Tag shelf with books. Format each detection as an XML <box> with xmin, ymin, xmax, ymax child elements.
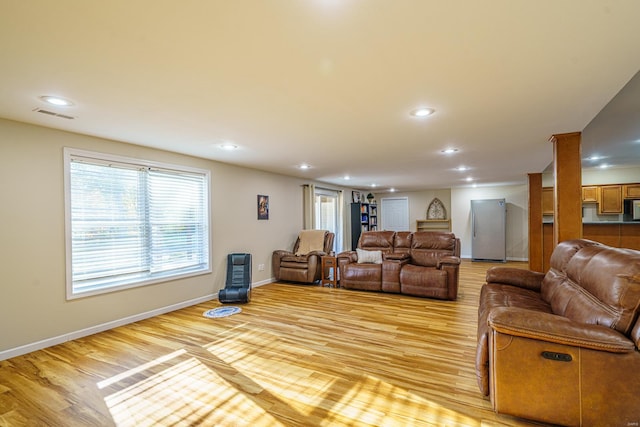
<box><xmin>350</xmin><ymin>202</ymin><xmax>378</xmax><ymax>249</ymax></box>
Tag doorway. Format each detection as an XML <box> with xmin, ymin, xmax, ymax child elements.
<box><xmin>314</xmin><ymin>187</ymin><xmax>341</xmax><ymax>253</ymax></box>
<box><xmin>380</xmin><ymin>197</ymin><xmax>410</xmax><ymax>231</ymax></box>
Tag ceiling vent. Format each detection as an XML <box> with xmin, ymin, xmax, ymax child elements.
<box><xmin>33</xmin><ymin>108</ymin><xmax>75</xmax><ymax>120</ymax></box>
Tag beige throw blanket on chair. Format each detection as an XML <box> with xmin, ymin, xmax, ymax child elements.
<box><xmin>295</xmin><ymin>230</ymin><xmax>326</xmax><ymax>256</ymax></box>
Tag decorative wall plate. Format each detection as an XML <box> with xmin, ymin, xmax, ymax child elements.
<box><xmin>427</xmin><ymin>198</ymin><xmax>447</xmax><ymax>220</ymax></box>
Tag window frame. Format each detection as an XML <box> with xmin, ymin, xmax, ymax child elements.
<box><xmin>63</xmin><ymin>148</ymin><xmax>211</xmax><ymax>300</ymax></box>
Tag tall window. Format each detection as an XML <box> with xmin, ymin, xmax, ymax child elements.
<box><xmin>314</xmin><ymin>188</ymin><xmax>341</xmax><ymax>253</ymax></box>
<box><xmin>64</xmin><ymin>149</ymin><xmax>210</xmax><ymax>299</ymax></box>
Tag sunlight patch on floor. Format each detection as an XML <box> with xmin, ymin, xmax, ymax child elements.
<box><xmin>205</xmin><ymin>325</ymin><xmax>483</xmax><ymax>426</ymax></box>
<box><xmin>102</xmin><ymin>354</ymin><xmax>282</xmax><ymax>427</ymax></box>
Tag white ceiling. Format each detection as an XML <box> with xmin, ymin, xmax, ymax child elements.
<box><xmin>1</xmin><ymin>1</ymin><xmax>639</xmax><ymax>192</ymax></box>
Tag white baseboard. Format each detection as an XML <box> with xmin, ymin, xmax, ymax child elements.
<box><xmin>253</xmin><ymin>277</ymin><xmax>275</xmax><ymax>287</ymax></box>
<box><xmin>460</xmin><ymin>256</ymin><xmax>529</xmax><ymax>262</ymax></box>
<box><xmin>0</xmin><ymin>294</ymin><xmax>216</xmax><ymax>362</ymax></box>
<box><xmin>1</xmin><ymin>278</ymin><xmax>279</xmax><ymax>362</ymax></box>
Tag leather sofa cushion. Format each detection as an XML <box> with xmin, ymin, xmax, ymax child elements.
<box><xmin>542</xmin><ymin>241</ymin><xmax>640</xmax><ymax>335</ymax></box>
<box><xmin>400</xmin><ymin>264</ymin><xmax>447</xmax><ymax>287</ymax></box>
<box><xmin>281</xmin><ymin>254</ymin><xmax>311</xmax><ymax>263</ymax></box>
<box><xmin>341</xmin><ymin>263</ymin><xmax>382</xmax><ymax>291</ymax></box>
<box><xmin>400</xmin><ymin>264</ymin><xmax>448</xmax><ymax>298</ymax></box>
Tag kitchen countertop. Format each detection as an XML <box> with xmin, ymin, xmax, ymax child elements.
<box><xmin>583</xmin><ymin>221</ymin><xmax>640</xmax><ymax>224</ymax></box>
<box><xmin>543</xmin><ymin>221</ymin><xmax>640</xmax><ymax>224</ymax></box>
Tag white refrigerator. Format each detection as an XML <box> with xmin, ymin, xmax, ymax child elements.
<box><xmin>471</xmin><ymin>198</ymin><xmax>506</xmax><ymax>262</ymax></box>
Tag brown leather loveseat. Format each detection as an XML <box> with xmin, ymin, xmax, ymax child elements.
<box><xmin>337</xmin><ymin>230</ymin><xmax>461</xmax><ymax>300</ymax></box>
<box><xmin>476</xmin><ymin>239</ymin><xmax>640</xmax><ymax>426</ymax></box>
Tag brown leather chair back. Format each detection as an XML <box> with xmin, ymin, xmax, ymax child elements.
<box><xmin>292</xmin><ymin>230</ymin><xmax>335</xmax><ymax>254</ymax></box>
<box><xmin>393</xmin><ymin>231</ymin><xmax>412</xmax><ymax>255</ymax></box>
<box><xmin>357</xmin><ymin>231</ymin><xmax>395</xmax><ymax>254</ymax></box>
<box><xmin>410</xmin><ymin>231</ymin><xmax>458</xmax><ymax>267</ymax></box>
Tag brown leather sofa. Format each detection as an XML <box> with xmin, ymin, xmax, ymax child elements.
<box><xmin>476</xmin><ymin>239</ymin><xmax>640</xmax><ymax>426</ymax></box>
<box><xmin>337</xmin><ymin>230</ymin><xmax>461</xmax><ymax>300</ymax></box>
<box><xmin>272</xmin><ymin>230</ymin><xmax>334</xmax><ymax>284</ymax></box>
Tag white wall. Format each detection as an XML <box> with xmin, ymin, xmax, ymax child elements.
<box><xmin>373</xmin><ymin>186</ymin><xmax>528</xmax><ymax>260</ymax></box>
<box><xmin>451</xmin><ymin>184</ymin><xmax>528</xmax><ymax>261</ymax></box>
<box><xmin>543</xmin><ymin>166</ymin><xmax>640</xmax><ymax>187</ymax></box>
<box><xmin>0</xmin><ymin>118</ymin><xmax>334</xmax><ymax>356</ymax></box>
<box><xmin>377</xmin><ymin>189</ymin><xmax>452</xmax><ymax>231</ymax></box>
<box><xmin>582</xmin><ymin>166</ymin><xmax>640</xmax><ymax>185</ymax></box>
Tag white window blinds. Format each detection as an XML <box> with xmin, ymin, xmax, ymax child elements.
<box><xmin>65</xmin><ymin>150</ymin><xmax>210</xmax><ymax>298</ymax></box>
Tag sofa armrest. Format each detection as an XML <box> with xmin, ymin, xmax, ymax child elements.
<box><xmin>305</xmin><ymin>250</ymin><xmax>327</xmax><ymax>258</ymax></box>
<box><xmin>272</xmin><ymin>250</ymin><xmax>294</xmax><ymax>280</ymax></box>
<box><xmin>437</xmin><ymin>255</ymin><xmax>461</xmax><ymax>268</ymax></box>
<box><xmin>384</xmin><ymin>253</ymin><xmax>410</xmax><ymax>261</ymax></box>
<box><xmin>337</xmin><ymin>251</ymin><xmax>357</xmax><ymax>263</ymax></box>
<box><xmin>488</xmin><ymin>307</ymin><xmax>636</xmax><ymax>353</ymax></box>
<box><xmin>485</xmin><ymin>267</ymin><xmax>545</xmax><ymax>292</ymax></box>
<box><xmin>273</xmin><ymin>249</ymin><xmax>293</xmax><ymax>258</ymax></box>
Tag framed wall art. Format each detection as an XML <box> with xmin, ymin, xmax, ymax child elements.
<box><xmin>352</xmin><ymin>191</ymin><xmax>361</xmax><ymax>203</ymax></box>
<box><xmin>257</xmin><ymin>194</ymin><xmax>269</xmax><ymax>220</ymax></box>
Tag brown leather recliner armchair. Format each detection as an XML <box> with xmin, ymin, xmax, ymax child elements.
<box><xmin>272</xmin><ymin>230</ymin><xmax>334</xmax><ymax>284</ymax></box>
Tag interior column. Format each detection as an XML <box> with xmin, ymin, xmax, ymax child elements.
<box><xmin>527</xmin><ymin>173</ymin><xmax>543</xmax><ymax>272</ymax></box>
<box><xmin>550</xmin><ymin>132</ymin><xmax>583</xmax><ymax>246</ymax></box>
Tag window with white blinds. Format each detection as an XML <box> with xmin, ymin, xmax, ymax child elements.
<box><xmin>64</xmin><ymin>148</ymin><xmax>210</xmax><ymax>298</ymax></box>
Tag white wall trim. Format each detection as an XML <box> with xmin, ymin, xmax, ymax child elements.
<box><xmin>0</xmin><ymin>278</ymin><xmax>277</xmax><ymax>361</ymax></box>
<box><xmin>0</xmin><ymin>294</ymin><xmax>215</xmax><ymax>361</ymax></box>
<box><xmin>253</xmin><ymin>277</ymin><xmax>276</xmax><ymax>287</ymax></box>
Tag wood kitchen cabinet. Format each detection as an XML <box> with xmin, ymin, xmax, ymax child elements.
<box><xmin>583</xmin><ymin>224</ymin><xmax>620</xmax><ymax>247</ymax></box>
<box><xmin>542</xmin><ymin>187</ymin><xmax>554</xmax><ymax>215</ymax></box>
<box><xmin>624</xmin><ymin>184</ymin><xmax>640</xmax><ymax>199</ymax></box>
<box><xmin>620</xmin><ymin>224</ymin><xmax>640</xmax><ymax>250</ymax></box>
<box><xmin>598</xmin><ymin>185</ymin><xmax>623</xmax><ymax>214</ymax></box>
<box><xmin>582</xmin><ymin>223</ymin><xmax>640</xmax><ymax>251</ymax></box>
<box><xmin>581</xmin><ymin>186</ymin><xmax>598</xmax><ymax>203</ymax></box>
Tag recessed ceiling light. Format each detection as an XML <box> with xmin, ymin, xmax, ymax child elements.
<box><xmin>455</xmin><ymin>166</ymin><xmax>469</xmax><ymax>171</ymax></box>
<box><xmin>599</xmin><ymin>164</ymin><xmax>609</xmax><ymax>169</ymax></box>
<box><xmin>389</xmin><ymin>188</ymin><xmax>396</xmax><ymax>192</ymax></box>
<box><xmin>441</xmin><ymin>148</ymin><xmax>458</xmax><ymax>154</ymax></box>
<box><xmin>299</xmin><ymin>163</ymin><xmax>311</xmax><ymax>170</ymax></box>
<box><xmin>410</xmin><ymin>108</ymin><xmax>435</xmax><ymax>117</ymax></box>
<box><xmin>219</xmin><ymin>143</ymin><xmax>238</xmax><ymax>150</ymax></box>
<box><xmin>343</xmin><ymin>175</ymin><xmax>351</xmax><ymax>180</ymax></box>
<box><xmin>587</xmin><ymin>155</ymin><xmax>601</xmax><ymax>161</ymax></box>
<box><xmin>39</xmin><ymin>95</ymin><xmax>74</xmax><ymax>107</ymax></box>
<box><xmin>466</xmin><ymin>177</ymin><xmax>474</xmax><ymax>182</ymax></box>
<box><xmin>370</xmin><ymin>183</ymin><xmax>377</xmax><ymax>187</ymax></box>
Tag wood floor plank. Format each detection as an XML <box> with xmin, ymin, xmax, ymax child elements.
<box><xmin>0</xmin><ymin>260</ymin><xmax>549</xmax><ymax>426</ymax></box>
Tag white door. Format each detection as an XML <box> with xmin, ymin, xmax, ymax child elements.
<box><xmin>314</xmin><ymin>188</ymin><xmax>341</xmax><ymax>253</ymax></box>
<box><xmin>380</xmin><ymin>197</ymin><xmax>409</xmax><ymax>231</ymax></box>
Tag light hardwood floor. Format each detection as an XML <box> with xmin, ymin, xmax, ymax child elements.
<box><xmin>0</xmin><ymin>261</ymin><xmax>548</xmax><ymax>427</ymax></box>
